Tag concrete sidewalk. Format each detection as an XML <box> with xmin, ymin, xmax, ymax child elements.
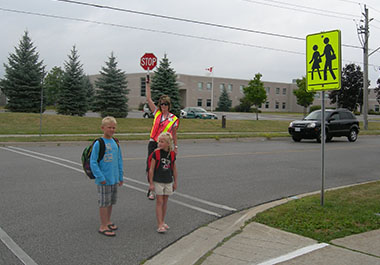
<box><xmin>145</xmin><ymin>197</ymin><xmax>380</xmax><ymax>265</ymax></box>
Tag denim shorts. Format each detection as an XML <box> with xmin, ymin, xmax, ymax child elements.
<box><xmin>97</xmin><ymin>184</ymin><xmax>118</xmax><ymax>207</ymax></box>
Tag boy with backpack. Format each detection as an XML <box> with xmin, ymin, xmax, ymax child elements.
<box><xmin>90</xmin><ymin>116</ymin><xmax>124</xmax><ymax>237</ymax></box>
<box><xmin>148</xmin><ymin>132</ymin><xmax>178</xmax><ymax>233</ymax></box>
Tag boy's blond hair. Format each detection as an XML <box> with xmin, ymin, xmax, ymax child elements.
<box><xmin>102</xmin><ymin>116</ymin><xmax>117</xmax><ymax>126</ymax></box>
<box><xmin>158</xmin><ymin>132</ymin><xmax>174</xmax><ymax>152</ymax></box>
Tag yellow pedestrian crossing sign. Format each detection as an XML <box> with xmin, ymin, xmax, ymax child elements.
<box><xmin>306</xmin><ymin>30</ymin><xmax>341</xmax><ymax>92</ymax></box>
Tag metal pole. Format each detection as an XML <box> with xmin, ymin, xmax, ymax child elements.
<box><xmin>363</xmin><ymin>5</ymin><xmax>369</xmax><ymax>130</ymax></box>
<box><xmin>321</xmin><ymin>91</ymin><xmax>325</xmax><ymax>206</ymax></box>
<box><xmin>39</xmin><ymin>84</ymin><xmax>43</xmax><ymax>137</ymax></box>
<box><xmin>211</xmin><ymin>73</ymin><xmax>214</xmax><ymax>112</ymax></box>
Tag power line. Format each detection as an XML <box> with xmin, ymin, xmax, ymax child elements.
<box><xmin>54</xmin><ymin>0</ymin><xmax>303</xmax><ymax>41</ymax></box>
<box><xmin>0</xmin><ymin>7</ymin><xmax>303</xmax><ymax>55</ymax></box>
<box><xmin>242</xmin><ymin>0</ymin><xmax>360</xmax><ymax>20</ymax></box>
<box><xmin>1</xmin><ymin>6</ymin><xmax>378</xmax><ymax>68</ymax></box>
<box><xmin>55</xmin><ymin>0</ymin><xmax>363</xmax><ymax>50</ymax></box>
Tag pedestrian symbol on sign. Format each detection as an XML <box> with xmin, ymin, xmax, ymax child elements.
<box><xmin>306</xmin><ymin>30</ymin><xmax>341</xmax><ymax>92</ymax></box>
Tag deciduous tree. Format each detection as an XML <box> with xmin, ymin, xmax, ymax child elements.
<box><xmin>293</xmin><ymin>77</ymin><xmax>315</xmax><ymax>117</ymax></box>
<box><xmin>329</xmin><ymin>63</ymin><xmax>363</xmax><ymax>112</ymax></box>
<box><xmin>243</xmin><ymin>73</ymin><xmax>267</xmax><ymax>120</ymax></box>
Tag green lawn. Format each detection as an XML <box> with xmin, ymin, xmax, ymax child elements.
<box><xmin>252</xmin><ymin>181</ymin><xmax>380</xmax><ymax>242</ymax></box>
<box><xmin>0</xmin><ymin>112</ymin><xmax>379</xmax><ymax>142</ymax></box>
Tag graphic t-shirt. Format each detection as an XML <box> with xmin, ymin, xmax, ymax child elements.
<box><xmin>152</xmin><ymin>150</ymin><xmax>175</xmax><ymax>183</ymax></box>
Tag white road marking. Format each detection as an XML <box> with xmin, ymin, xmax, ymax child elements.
<box><xmin>6</xmin><ymin>146</ymin><xmax>236</xmax><ymax>212</ymax></box>
<box><xmin>124</xmin><ymin>177</ymin><xmax>237</xmax><ymax>212</ymax></box>
<box><xmin>256</xmin><ymin>243</ymin><xmax>329</xmax><ymax>265</ymax></box>
<box><xmin>1</xmin><ymin>146</ymin><xmax>230</xmax><ymax>217</ymax></box>
<box><xmin>0</xmin><ymin>226</ymin><xmax>38</xmax><ymax>265</ymax></box>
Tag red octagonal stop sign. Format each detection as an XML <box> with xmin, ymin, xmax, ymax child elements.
<box><xmin>140</xmin><ymin>53</ymin><xmax>157</xmax><ymax>71</ymax></box>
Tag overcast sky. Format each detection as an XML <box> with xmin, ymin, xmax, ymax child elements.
<box><xmin>1</xmin><ymin>0</ymin><xmax>380</xmax><ymax>85</ymax></box>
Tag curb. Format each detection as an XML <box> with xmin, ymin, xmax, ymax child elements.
<box><xmin>144</xmin><ymin>180</ymin><xmax>380</xmax><ymax>265</ymax></box>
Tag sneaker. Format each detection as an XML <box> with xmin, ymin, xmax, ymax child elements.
<box><xmin>147</xmin><ymin>190</ymin><xmax>155</xmax><ymax>200</ymax></box>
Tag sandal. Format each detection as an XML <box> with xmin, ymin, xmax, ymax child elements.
<box><xmin>163</xmin><ymin>224</ymin><xmax>170</xmax><ymax>230</ymax></box>
<box><xmin>157</xmin><ymin>226</ymin><xmax>167</xmax><ymax>233</ymax></box>
<box><xmin>107</xmin><ymin>223</ymin><xmax>118</xmax><ymax>231</ymax></box>
<box><xmin>98</xmin><ymin>229</ymin><xmax>116</xmax><ymax>237</ymax></box>
<box><xmin>147</xmin><ymin>190</ymin><xmax>155</xmax><ymax>200</ymax></box>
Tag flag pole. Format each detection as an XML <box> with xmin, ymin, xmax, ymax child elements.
<box><xmin>211</xmin><ymin>70</ymin><xmax>214</xmax><ymax>112</ymax></box>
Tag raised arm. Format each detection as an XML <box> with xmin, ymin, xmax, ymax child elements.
<box><xmin>146</xmin><ymin>75</ymin><xmax>156</xmax><ymax>113</ymax></box>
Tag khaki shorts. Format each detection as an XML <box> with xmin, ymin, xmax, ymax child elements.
<box><xmin>154</xmin><ymin>182</ymin><xmax>173</xmax><ymax>196</ymax></box>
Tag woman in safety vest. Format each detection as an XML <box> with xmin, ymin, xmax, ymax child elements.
<box><xmin>145</xmin><ymin>75</ymin><xmax>179</xmax><ymax>190</ymax></box>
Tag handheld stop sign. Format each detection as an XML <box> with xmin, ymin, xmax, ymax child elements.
<box><xmin>140</xmin><ymin>53</ymin><xmax>157</xmax><ymax>71</ymax></box>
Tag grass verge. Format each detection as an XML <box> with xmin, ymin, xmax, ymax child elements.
<box><xmin>1</xmin><ymin>112</ymin><xmax>380</xmax><ymax>142</ymax></box>
<box><xmin>252</xmin><ymin>181</ymin><xmax>380</xmax><ymax>242</ymax></box>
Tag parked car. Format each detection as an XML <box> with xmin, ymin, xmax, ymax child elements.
<box><xmin>142</xmin><ymin>103</ymin><xmax>153</xmax><ymax>118</ymax></box>
<box><xmin>288</xmin><ymin>109</ymin><xmax>359</xmax><ymax>143</ymax></box>
<box><xmin>181</xmin><ymin>107</ymin><xmax>218</xmax><ymax>119</ymax></box>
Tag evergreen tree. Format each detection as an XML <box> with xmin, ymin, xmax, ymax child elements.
<box><xmin>329</xmin><ymin>63</ymin><xmax>363</xmax><ymax>112</ymax></box>
<box><xmin>293</xmin><ymin>77</ymin><xmax>315</xmax><ymax>117</ymax></box>
<box><xmin>243</xmin><ymin>73</ymin><xmax>267</xmax><ymax>120</ymax></box>
<box><xmin>57</xmin><ymin>46</ymin><xmax>87</xmax><ymax>116</ymax></box>
<box><xmin>83</xmin><ymin>75</ymin><xmax>95</xmax><ymax>111</ymax></box>
<box><xmin>151</xmin><ymin>54</ymin><xmax>181</xmax><ymax>117</ymax></box>
<box><xmin>217</xmin><ymin>87</ymin><xmax>232</xmax><ymax>111</ymax></box>
<box><xmin>236</xmin><ymin>95</ymin><xmax>252</xmax><ymax>112</ymax></box>
<box><xmin>375</xmin><ymin>78</ymin><xmax>380</xmax><ymax>109</ymax></box>
<box><xmin>0</xmin><ymin>31</ymin><xmax>45</xmax><ymax>113</ymax></box>
<box><xmin>94</xmin><ymin>52</ymin><xmax>129</xmax><ymax>118</ymax></box>
<box><xmin>43</xmin><ymin>66</ymin><xmax>64</xmax><ymax>106</ymax></box>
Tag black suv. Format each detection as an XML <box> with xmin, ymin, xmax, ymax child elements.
<box><xmin>288</xmin><ymin>109</ymin><xmax>360</xmax><ymax>143</ymax></box>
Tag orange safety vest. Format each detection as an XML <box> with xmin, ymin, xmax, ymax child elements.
<box><xmin>150</xmin><ymin>110</ymin><xmax>179</xmax><ymax>142</ymax></box>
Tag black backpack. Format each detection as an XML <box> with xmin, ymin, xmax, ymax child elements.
<box><xmin>81</xmin><ymin>137</ymin><xmax>119</xmax><ymax>179</ymax></box>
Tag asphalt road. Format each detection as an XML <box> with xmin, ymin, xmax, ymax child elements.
<box><xmin>42</xmin><ymin>109</ymin><xmax>379</xmax><ymax>122</ymax></box>
<box><xmin>0</xmin><ymin>136</ymin><xmax>379</xmax><ymax>264</ymax></box>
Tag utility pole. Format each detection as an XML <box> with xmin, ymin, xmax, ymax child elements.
<box><xmin>363</xmin><ymin>5</ymin><xmax>369</xmax><ymax>130</ymax></box>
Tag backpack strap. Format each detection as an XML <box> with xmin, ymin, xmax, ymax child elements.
<box><xmin>170</xmin><ymin>151</ymin><xmax>175</xmax><ymax>170</ymax></box>
<box><xmin>97</xmin><ymin>137</ymin><xmax>119</xmax><ymax>163</ymax></box>
<box><xmin>112</xmin><ymin>137</ymin><xmax>120</xmax><ymax>147</ymax></box>
<box><xmin>155</xmin><ymin>149</ymin><xmax>161</xmax><ymax>170</ymax></box>
<box><xmin>97</xmin><ymin>138</ymin><xmax>106</xmax><ymax>163</ymax></box>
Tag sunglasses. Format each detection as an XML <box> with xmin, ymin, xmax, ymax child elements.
<box><xmin>160</xmin><ymin>103</ymin><xmax>169</xmax><ymax>106</ymax></box>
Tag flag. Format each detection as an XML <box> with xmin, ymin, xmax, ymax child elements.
<box><xmin>205</xmin><ymin>67</ymin><xmax>213</xmax><ymax>73</ymax></box>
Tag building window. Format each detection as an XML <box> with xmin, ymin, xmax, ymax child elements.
<box><xmin>282</xmin><ymin>88</ymin><xmax>286</xmax><ymax>95</ymax></box>
<box><xmin>219</xmin><ymin>83</ymin><xmax>225</xmax><ymax>92</ymax></box>
<box><xmin>266</xmin><ymin>87</ymin><xmax>270</xmax><ymax>94</ymax></box>
<box><xmin>314</xmin><ymin>93</ymin><xmax>320</xmax><ymax>98</ymax></box>
<box><xmin>240</xmin><ymin>85</ymin><xmax>244</xmax><ymax>94</ymax></box>
<box><xmin>207</xmin><ymin>82</ymin><xmax>212</xmax><ymax>90</ymax></box>
<box><xmin>198</xmin><ymin>82</ymin><xmax>203</xmax><ymax>91</ymax></box>
<box><xmin>375</xmin><ymin>105</ymin><xmax>379</xmax><ymax>112</ymax></box>
<box><xmin>228</xmin><ymin>84</ymin><xmax>233</xmax><ymax>92</ymax></box>
<box><xmin>206</xmin><ymin>99</ymin><xmax>211</xmax><ymax>107</ymax></box>
<box><xmin>276</xmin><ymin>88</ymin><xmax>280</xmax><ymax>94</ymax></box>
<box><xmin>197</xmin><ymin>99</ymin><xmax>202</xmax><ymax>106</ymax></box>
<box><xmin>140</xmin><ymin>77</ymin><xmax>146</xmax><ymax>96</ymax></box>
<box><xmin>282</xmin><ymin>102</ymin><xmax>286</xmax><ymax>109</ymax></box>
<box><xmin>265</xmin><ymin>101</ymin><xmax>269</xmax><ymax>108</ymax></box>
<box><xmin>275</xmin><ymin>101</ymin><xmax>279</xmax><ymax>109</ymax></box>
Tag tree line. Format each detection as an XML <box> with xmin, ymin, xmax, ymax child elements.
<box><xmin>0</xmin><ymin>31</ymin><xmax>180</xmax><ymax>118</ymax></box>
<box><xmin>1</xmin><ymin>31</ymin><xmax>379</xmax><ymax>119</ymax></box>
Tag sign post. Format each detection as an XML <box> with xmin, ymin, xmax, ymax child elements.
<box><xmin>140</xmin><ymin>52</ymin><xmax>157</xmax><ymax>86</ymax></box>
<box><xmin>306</xmin><ymin>30</ymin><xmax>341</xmax><ymax>206</ymax></box>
